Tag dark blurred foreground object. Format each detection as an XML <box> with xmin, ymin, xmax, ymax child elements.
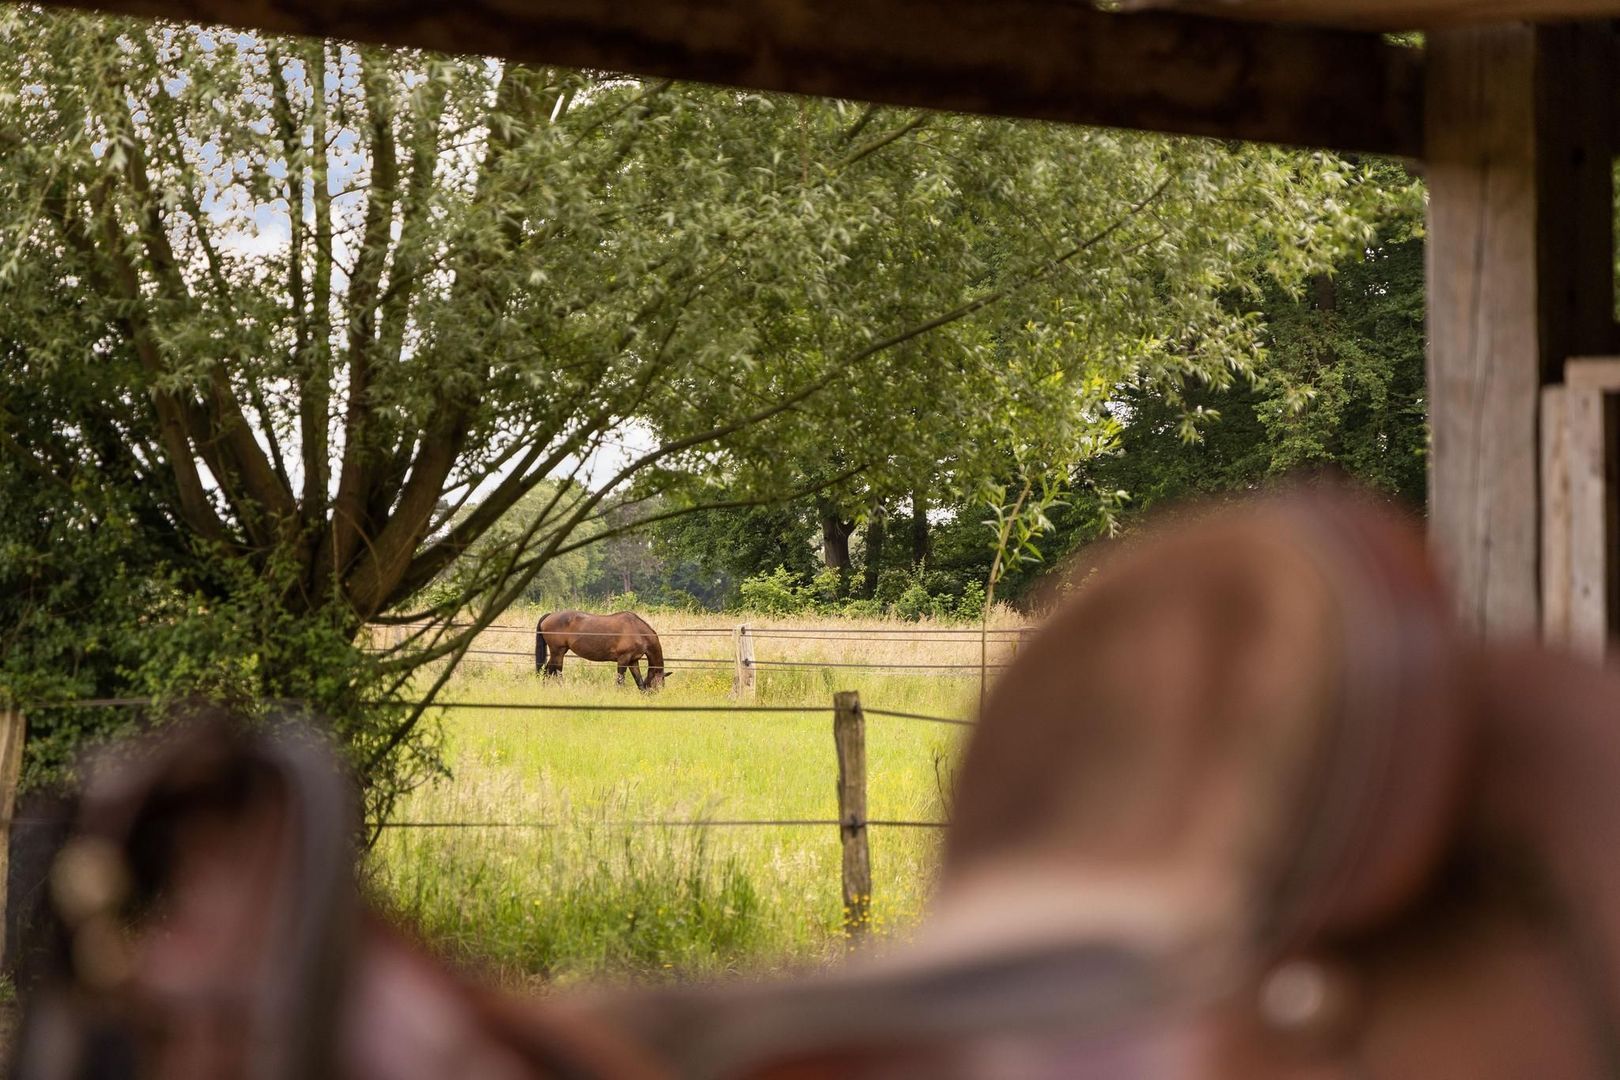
<box><xmin>15</xmin><ymin>484</ymin><xmax>1620</xmax><ymax>1079</ymax></box>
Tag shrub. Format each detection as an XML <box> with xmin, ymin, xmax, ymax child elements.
<box><xmin>737</xmin><ymin>566</ymin><xmax>807</xmax><ymax>616</ymax></box>
<box><xmin>872</xmin><ymin>568</ymin><xmax>912</xmax><ymax>606</ymax></box>
<box><xmin>953</xmin><ymin>579</ymin><xmax>987</xmax><ymax>621</ymax></box>
<box><xmin>806</xmin><ymin>566</ymin><xmax>843</xmax><ymax>607</ymax></box>
<box><xmin>892</xmin><ymin>581</ymin><xmax>945</xmax><ymax>622</ymax></box>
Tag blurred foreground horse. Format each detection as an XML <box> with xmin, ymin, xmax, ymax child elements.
<box><xmin>18</xmin><ymin>484</ymin><xmax>1620</xmax><ymax>1079</ymax></box>
<box><xmin>535</xmin><ymin>610</ymin><xmax>668</xmax><ymax>689</ymax></box>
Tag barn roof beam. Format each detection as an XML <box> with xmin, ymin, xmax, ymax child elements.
<box><xmin>33</xmin><ymin>0</ymin><xmax>1424</xmax><ymax>156</ymax></box>
<box><xmin>1136</xmin><ymin>0</ymin><xmax>1620</xmax><ymax>31</ymax></box>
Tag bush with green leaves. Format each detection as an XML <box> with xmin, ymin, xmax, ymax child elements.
<box><xmin>737</xmin><ymin>567</ymin><xmax>810</xmax><ymax>617</ymax></box>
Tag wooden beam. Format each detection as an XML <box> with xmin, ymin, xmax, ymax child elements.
<box><xmin>0</xmin><ymin>708</ymin><xmax>24</xmax><ymax>969</ymax></box>
<box><xmin>1134</xmin><ymin>0</ymin><xmax>1620</xmax><ymax>31</ymax></box>
<box><xmin>1426</xmin><ymin>25</ymin><xmax>1615</xmax><ymax>639</ymax></box>
<box><xmin>32</xmin><ymin>0</ymin><xmax>1423</xmax><ymax>156</ymax></box>
<box><xmin>1556</xmin><ymin>359</ymin><xmax>1620</xmax><ymax>658</ymax></box>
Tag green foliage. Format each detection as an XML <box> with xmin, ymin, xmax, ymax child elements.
<box><xmin>872</xmin><ymin>569</ymin><xmax>913</xmax><ymax>607</ymax></box>
<box><xmin>734</xmin><ymin>563</ymin><xmax>969</xmax><ymax>622</ymax></box>
<box><xmin>953</xmin><ymin>579</ymin><xmax>987</xmax><ymax>622</ymax></box>
<box><xmin>0</xmin><ymin>6</ymin><xmax>1387</xmax><ymax>800</ymax></box>
<box><xmin>805</xmin><ymin>566</ymin><xmax>843</xmax><ymax>607</ymax></box>
<box><xmin>891</xmin><ymin>581</ymin><xmax>945</xmax><ymax>623</ymax></box>
<box><xmin>737</xmin><ymin>567</ymin><xmax>808</xmax><ymax>617</ymax></box>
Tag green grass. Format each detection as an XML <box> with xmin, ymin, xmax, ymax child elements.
<box><xmin>367</xmin><ymin>650</ymin><xmax>976</xmax><ymax>988</ymax></box>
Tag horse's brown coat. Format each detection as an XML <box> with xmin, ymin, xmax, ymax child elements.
<box><xmin>536</xmin><ymin>610</ymin><xmax>667</xmax><ymax>689</ymax></box>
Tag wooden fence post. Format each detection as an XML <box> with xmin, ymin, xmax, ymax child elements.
<box><xmin>833</xmin><ymin>690</ymin><xmax>871</xmax><ymax>941</ymax></box>
<box><xmin>733</xmin><ymin>624</ymin><xmax>755</xmax><ymax>698</ymax></box>
<box><xmin>0</xmin><ymin>708</ymin><xmax>25</xmax><ymax>967</ymax></box>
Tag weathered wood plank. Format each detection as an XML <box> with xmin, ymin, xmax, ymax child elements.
<box><xmin>32</xmin><ymin>0</ymin><xmax>1423</xmax><ymax>156</ymax></box>
<box><xmin>1541</xmin><ymin>384</ymin><xmax>1572</xmax><ymax>647</ymax></box>
<box><xmin>0</xmin><ymin>709</ymin><xmax>25</xmax><ymax>968</ymax></box>
<box><xmin>833</xmin><ymin>690</ymin><xmax>870</xmax><ymax>942</ymax></box>
<box><xmin>1135</xmin><ymin>0</ymin><xmax>1620</xmax><ymax>30</ymax></box>
<box><xmin>1425</xmin><ymin>26</ymin><xmax>1614</xmax><ymax>639</ymax></box>
<box><xmin>732</xmin><ymin>624</ymin><xmax>755</xmax><ymax>699</ymax></box>
<box><xmin>1561</xmin><ymin>359</ymin><xmax>1620</xmax><ymax>658</ymax></box>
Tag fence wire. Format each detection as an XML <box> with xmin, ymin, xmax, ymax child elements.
<box><xmin>376</xmin><ymin>623</ymin><xmax>1034</xmax><ymax>640</ymax></box>
<box><xmin>426</xmin><ymin>647</ymin><xmax>1008</xmax><ymax>673</ymax></box>
<box><xmin>375</xmin><ymin>817</ymin><xmax>948</xmax><ymax>830</ymax></box>
<box><xmin>22</xmin><ymin>697</ymin><xmax>973</xmax><ymax>727</ymax></box>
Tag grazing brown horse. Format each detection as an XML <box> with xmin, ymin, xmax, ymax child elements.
<box><xmin>536</xmin><ymin>610</ymin><xmax>668</xmax><ymax>689</ymax></box>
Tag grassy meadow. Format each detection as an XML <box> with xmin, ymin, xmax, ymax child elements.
<box><xmin>366</xmin><ymin>607</ymin><xmax>1029</xmax><ymax>989</ymax></box>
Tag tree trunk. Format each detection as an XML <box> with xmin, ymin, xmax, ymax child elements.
<box><xmin>861</xmin><ymin>505</ymin><xmax>887</xmax><ymax>597</ymax></box>
<box><xmin>910</xmin><ymin>488</ymin><xmax>930</xmax><ymax>566</ymax></box>
<box><xmin>822</xmin><ymin>511</ymin><xmax>855</xmax><ymax>576</ymax></box>
<box><xmin>1311</xmin><ymin>271</ymin><xmax>1337</xmax><ymax>312</ymax></box>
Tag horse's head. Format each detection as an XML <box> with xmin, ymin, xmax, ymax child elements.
<box><xmin>645</xmin><ymin>669</ymin><xmax>670</xmax><ymax>690</ymax></box>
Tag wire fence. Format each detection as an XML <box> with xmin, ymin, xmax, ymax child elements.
<box><xmin>388</xmin><ymin>625</ymin><xmax>1036</xmax><ymax>634</ymax></box>
<box><xmin>405</xmin><ymin>646</ymin><xmax>1010</xmax><ymax>674</ymax></box>
<box><xmin>26</xmin><ymin>697</ymin><xmax>972</xmax><ymax>723</ymax></box>
<box><xmin>375</xmin><ymin>622</ymin><xmax>1036</xmax><ymax>640</ymax></box>
<box><xmin>4</xmin><ymin>690</ymin><xmax>955</xmax><ymax>935</ymax></box>
<box><xmin>372</xmin><ymin>817</ymin><xmax>948</xmax><ymax>830</ymax></box>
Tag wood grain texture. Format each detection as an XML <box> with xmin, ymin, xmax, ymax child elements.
<box><xmin>833</xmin><ymin>690</ymin><xmax>870</xmax><ymax>942</ymax></box>
<box><xmin>1561</xmin><ymin>360</ymin><xmax>1620</xmax><ymax>658</ymax></box>
<box><xmin>1425</xmin><ymin>26</ymin><xmax>1615</xmax><ymax>639</ymax></box>
<box><xmin>732</xmin><ymin>624</ymin><xmax>755</xmax><ymax>700</ymax></box>
<box><xmin>1133</xmin><ymin>0</ymin><xmax>1620</xmax><ymax>30</ymax></box>
<box><xmin>0</xmin><ymin>709</ymin><xmax>25</xmax><ymax>968</ymax></box>
<box><xmin>33</xmin><ymin>0</ymin><xmax>1423</xmax><ymax>155</ymax></box>
<box><xmin>1541</xmin><ymin>385</ymin><xmax>1572</xmax><ymax>647</ymax></box>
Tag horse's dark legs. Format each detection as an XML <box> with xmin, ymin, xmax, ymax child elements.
<box><xmin>616</xmin><ymin>664</ymin><xmax>627</xmax><ymax>686</ymax></box>
<box><xmin>628</xmin><ymin>660</ymin><xmax>646</xmax><ymax>690</ymax></box>
<box><xmin>544</xmin><ymin>646</ymin><xmax>565</xmax><ymax>678</ymax></box>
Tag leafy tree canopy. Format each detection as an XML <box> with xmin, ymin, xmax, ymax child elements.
<box><xmin>0</xmin><ymin>7</ymin><xmax>1396</xmax><ymax>804</ymax></box>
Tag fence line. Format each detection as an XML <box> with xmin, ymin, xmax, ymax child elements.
<box><xmin>22</xmin><ymin>696</ymin><xmax>973</xmax><ymax>727</ymax></box>
<box><xmin>30</xmin><ymin>698</ymin><xmax>829</xmax><ymax>714</ymax></box>
<box><xmin>745</xmin><ymin>626</ymin><xmax>1033</xmax><ymax>637</ymax></box>
<box><xmin>7</xmin><ymin>690</ymin><xmax>956</xmax><ymax>933</ymax></box>
<box><xmin>864</xmin><ymin>707</ymin><xmax>976</xmax><ymax>727</ymax></box>
<box><xmin>411</xmin><ymin>646</ymin><xmax>1009</xmax><ymax>672</ymax></box>
<box><xmin>375</xmin><ymin>817</ymin><xmax>948</xmax><ymax>830</ymax></box>
<box><xmin>745</xmin><ymin>658</ymin><xmax>1007</xmax><ymax>671</ymax></box>
<box><xmin>376</xmin><ymin>624</ymin><xmax>1034</xmax><ymax>640</ymax></box>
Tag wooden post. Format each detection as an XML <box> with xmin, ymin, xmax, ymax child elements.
<box><xmin>1425</xmin><ymin>25</ymin><xmax>1615</xmax><ymax>639</ymax></box>
<box><xmin>0</xmin><ymin>709</ymin><xmax>25</xmax><ymax>968</ymax></box>
<box><xmin>833</xmin><ymin>690</ymin><xmax>871</xmax><ymax>942</ymax></box>
<box><xmin>1543</xmin><ymin>383</ymin><xmax>1573</xmax><ymax>648</ymax></box>
<box><xmin>1543</xmin><ymin>358</ymin><xmax>1620</xmax><ymax>659</ymax></box>
<box><xmin>732</xmin><ymin>624</ymin><xmax>755</xmax><ymax>699</ymax></box>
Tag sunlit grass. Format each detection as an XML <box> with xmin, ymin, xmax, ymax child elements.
<box><xmin>367</xmin><ymin>623</ymin><xmax>984</xmax><ymax>986</ymax></box>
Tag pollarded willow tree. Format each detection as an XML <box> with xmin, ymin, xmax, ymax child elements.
<box><xmin>0</xmin><ymin>7</ymin><xmax>1393</xmax><ymax>808</ymax></box>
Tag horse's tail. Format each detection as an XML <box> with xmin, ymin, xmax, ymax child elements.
<box><xmin>535</xmin><ymin>613</ymin><xmax>551</xmax><ymax>672</ymax></box>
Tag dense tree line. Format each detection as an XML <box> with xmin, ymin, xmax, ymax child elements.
<box><xmin>629</xmin><ymin>187</ymin><xmax>1426</xmax><ymax>613</ymax></box>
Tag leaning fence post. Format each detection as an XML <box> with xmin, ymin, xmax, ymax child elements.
<box><xmin>733</xmin><ymin>624</ymin><xmax>755</xmax><ymax>698</ymax></box>
<box><xmin>833</xmin><ymin>690</ymin><xmax>871</xmax><ymax>942</ymax></box>
<box><xmin>0</xmin><ymin>708</ymin><xmax>24</xmax><ymax>967</ymax></box>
